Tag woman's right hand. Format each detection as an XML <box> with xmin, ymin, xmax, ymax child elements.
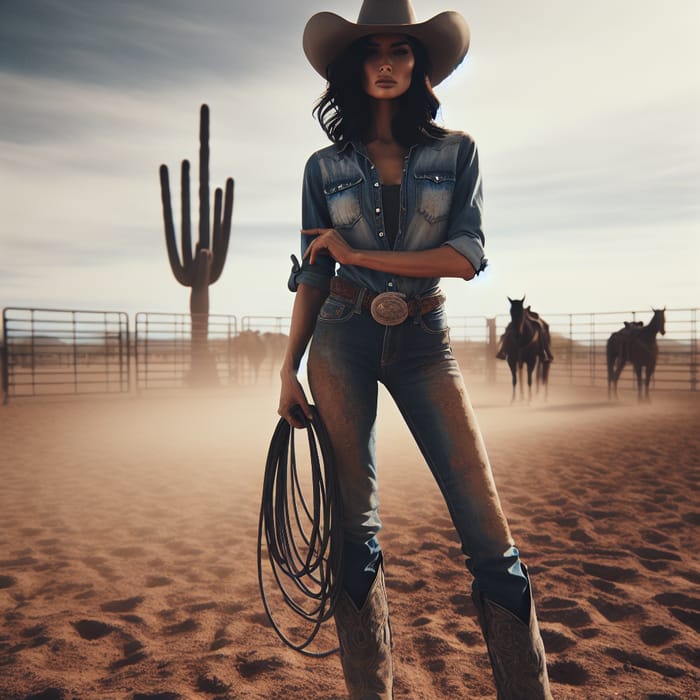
<box><xmin>278</xmin><ymin>365</ymin><xmax>312</xmax><ymax>429</ymax></box>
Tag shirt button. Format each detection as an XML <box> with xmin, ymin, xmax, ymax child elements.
<box><xmin>378</xmin><ymin>231</ymin><xmax>385</xmax><ymax>237</ymax></box>
<box><xmin>373</xmin><ymin>182</ymin><xmax>379</xmax><ymax>188</ymax></box>
<box><xmin>375</xmin><ymin>207</ymin><xmax>381</xmax><ymax>214</ymax></box>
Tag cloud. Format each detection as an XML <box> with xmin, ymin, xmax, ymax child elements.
<box><xmin>0</xmin><ymin>0</ymin><xmax>318</xmax><ymax>88</ymax></box>
<box><xmin>1</xmin><ymin>1</ymin><xmax>698</xmax><ymax>320</ymax></box>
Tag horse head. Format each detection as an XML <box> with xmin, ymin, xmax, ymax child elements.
<box><xmin>508</xmin><ymin>295</ymin><xmax>526</xmax><ymax>334</ymax></box>
<box><xmin>651</xmin><ymin>307</ymin><xmax>666</xmax><ymax>336</ymax></box>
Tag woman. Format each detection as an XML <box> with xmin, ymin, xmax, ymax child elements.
<box><xmin>278</xmin><ymin>1</ymin><xmax>552</xmax><ymax>698</ymax></box>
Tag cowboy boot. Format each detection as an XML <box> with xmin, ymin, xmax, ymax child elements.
<box><xmin>472</xmin><ymin>567</ymin><xmax>552</xmax><ymax>700</ymax></box>
<box><xmin>334</xmin><ymin>563</ymin><xmax>393</xmax><ymax>700</ymax></box>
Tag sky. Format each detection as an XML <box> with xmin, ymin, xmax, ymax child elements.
<box><xmin>1</xmin><ymin>0</ymin><xmax>699</xmax><ymax>324</ymax></box>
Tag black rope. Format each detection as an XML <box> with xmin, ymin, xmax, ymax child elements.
<box><xmin>257</xmin><ymin>405</ymin><xmax>343</xmax><ymax>657</ymax></box>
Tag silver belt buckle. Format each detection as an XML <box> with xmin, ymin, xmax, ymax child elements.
<box><xmin>370</xmin><ymin>292</ymin><xmax>408</xmax><ymax>326</ymax></box>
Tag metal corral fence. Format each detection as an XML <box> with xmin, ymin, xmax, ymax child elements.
<box><xmin>2</xmin><ymin>307</ymin><xmax>130</xmax><ymax>403</ymax></box>
<box><xmin>134</xmin><ymin>312</ymin><xmax>239</xmax><ymax>390</ymax></box>
<box><xmin>2</xmin><ymin>306</ymin><xmax>697</xmax><ymax>402</ymax></box>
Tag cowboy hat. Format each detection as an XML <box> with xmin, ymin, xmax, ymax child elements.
<box><xmin>303</xmin><ymin>0</ymin><xmax>470</xmax><ymax>87</ymax></box>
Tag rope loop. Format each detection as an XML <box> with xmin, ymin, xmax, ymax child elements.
<box><xmin>257</xmin><ymin>405</ymin><xmax>343</xmax><ymax>657</ymax></box>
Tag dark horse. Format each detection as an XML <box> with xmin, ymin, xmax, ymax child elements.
<box><xmin>607</xmin><ymin>308</ymin><xmax>666</xmax><ymax>400</ymax></box>
<box><xmin>500</xmin><ymin>296</ymin><xmax>553</xmax><ymax>402</ymax></box>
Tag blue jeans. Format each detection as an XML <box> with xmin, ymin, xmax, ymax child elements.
<box><xmin>307</xmin><ymin>292</ymin><xmax>529</xmax><ymax>615</ymax></box>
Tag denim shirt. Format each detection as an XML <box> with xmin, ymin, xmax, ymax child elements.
<box><xmin>293</xmin><ymin>131</ymin><xmax>487</xmax><ymax>297</ymax></box>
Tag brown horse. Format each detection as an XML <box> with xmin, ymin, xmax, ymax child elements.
<box><xmin>606</xmin><ymin>308</ymin><xmax>666</xmax><ymax>400</ymax></box>
<box><xmin>500</xmin><ymin>296</ymin><xmax>553</xmax><ymax>402</ymax></box>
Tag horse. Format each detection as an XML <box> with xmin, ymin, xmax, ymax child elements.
<box><xmin>607</xmin><ymin>308</ymin><xmax>666</xmax><ymax>400</ymax></box>
<box><xmin>231</xmin><ymin>330</ymin><xmax>266</xmax><ymax>383</ymax></box>
<box><xmin>499</xmin><ymin>296</ymin><xmax>553</xmax><ymax>402</ymax></box>
<box><xmin>606</xmin><ymin>321</ymin><xmax>643</xmax><ymax>399</ymax></box>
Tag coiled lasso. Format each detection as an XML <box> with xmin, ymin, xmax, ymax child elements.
<box><xmin>257</xmin><ymin>405</ymin><xmax>343</xmax><ymax>657</ymax></box>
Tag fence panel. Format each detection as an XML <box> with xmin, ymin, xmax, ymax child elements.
<box><xmin>2</xmin><ymin>307</ymin><xmax>130</xmax><ymax>402</ymax></box>
<box><xmin>134</xmin><ymin>312</ymin><xmax>239</xmax><ymax>390</ymax></box>
<box><xmin>3</xmin><ymin>306</ymin><xmax>695</xmax><ymax>402</ymax></box>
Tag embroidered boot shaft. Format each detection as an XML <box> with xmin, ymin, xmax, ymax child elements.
<box><xmin>333</xmin><ymin>564</ymin><xmax>393</xmax><ymax>700</ymax></box>
<box><xmin>472</xmin><ymin>568</ymin><xmax>552</xmax><ymax>700</ymax></box>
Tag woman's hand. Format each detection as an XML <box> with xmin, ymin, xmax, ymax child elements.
<box><xmin>278</xmin><ymin>364</ymin><xmax>312</xmax><ymax>429</ymax></box>
<box><xmin>302</xmin><ymin>228</ymin><xmax>357</xmax><ymax>266</ymax></box>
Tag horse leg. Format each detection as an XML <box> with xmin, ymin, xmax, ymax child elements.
<box><xmin>633</xmin><ymin>363</ymin><xmax>643</xmax><ymax>401</ymax></box>
<box><xmin>645</xmin><ymin>362</ymin><xmax>655</xmax><ymax>401</ymax></box>
<box><xmin>612</xmin><ymin>358</ymin><xmax>625</xmax><ymax>400</ymax></box>
<box><xmin>527</xmin><ymin>361</ymin><xmax>534</xmax><ymax>403</ymax></box>
<box><xmin>508</xmin><ymin>358</ymin><xmax>517</xmax><ymax>403</ymax></box>
<box><xmin>519</xmin><ymin>363</ymin><xmax>525</xmax><ymax>401</ymax></box>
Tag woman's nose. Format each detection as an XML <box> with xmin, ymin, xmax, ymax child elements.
<box><xmin>379</xmin><ymin>63</ymin><xmax>392</xmax><ymax>73</ymax></box>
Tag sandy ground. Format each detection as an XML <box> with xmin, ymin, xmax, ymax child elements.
<box><xmin>0</xmin><ymin>380</ymin><xmax>698</xmax><ymax>700</ymax></box>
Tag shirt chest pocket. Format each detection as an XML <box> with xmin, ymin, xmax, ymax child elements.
<box><xmin>414</xmin><ymin>171</ymin><xmax>455</xmax><ymax>224</ymax></box>
<box><xmin>324</xmin><ymin>177</ymin><xmax>363</xmax><ymax>228</ymax></box>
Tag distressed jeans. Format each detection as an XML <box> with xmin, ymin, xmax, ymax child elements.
<box><xmin>307</xmin><ymin>291</ymin><xmax>529</xmax><ymax>615</ymax></box>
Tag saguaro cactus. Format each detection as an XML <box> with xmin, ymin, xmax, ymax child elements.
<box><xmin>159</xmin><ymin>103</ymin><xmax>234</xmax><ymax>383</ymax></box>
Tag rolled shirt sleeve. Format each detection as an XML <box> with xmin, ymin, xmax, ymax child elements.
<box><xmin>295</xmin><ymin>153</ymin><xmax>336</xmax><ymax>292</ymax></box>
<box><xmin>442</xmin><ymin>135</ymin><xmax>488</xmax><ymax>275</ymax></box>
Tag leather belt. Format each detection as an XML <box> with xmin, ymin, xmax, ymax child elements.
<box><xmin>329</xmin><ymin>277</ymin><xmax>445</xmax><ymax>322</ymax></box>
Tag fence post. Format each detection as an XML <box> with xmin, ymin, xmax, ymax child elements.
<box><xmin>1</xmin><ymin>310</ymin><xmax>8</xmax><ymax>405</ymax></box>
<box><xmin>486</xmin><ymin>317</ymin><xmax>497</xmax><ymax>384</ymax></box>
<box><xmin>691</xmin><ymin>308</ymin><xmax>697</xmax><ymax>392</ymax></box>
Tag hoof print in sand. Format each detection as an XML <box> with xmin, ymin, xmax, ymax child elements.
<box><xmin>101</xmin><ymin>596</ymin><xmax>145</xmax><ymax>613</ymax></box>
<box><xmin>235</xmin><ymin>654</ymin><xmax>283</xmax><ymax>678</ymax></box>
<box><xmin>588</xmin><ymin>596</ymin><xmax>643</xmax><ymax>622</ymax></box>
<box><xmin>162</xmin><ymin>618</ymin><xmax>198</xmax><ymax>635</ymax></box>
<box><xmin>605</xmin><ymin>647</ymin><xmax>685</xmax><ymax>677</ymax></box>
<box><xmin>581</xmin><ymin>562</ymin><xmax>638</xmax><ymax>583</ymax></box>
<box><xmin>110</xmin><ymin>638</ymin><xmax>147</xmax><ymax>670</ymax></box>
<box><xmin>21</xmin><ymin>623</ymin><xmax>51</xmax><ymax>648</ymax></box>
<box><xmin>210</xmin><ymin>627</ymin><xmax>232</xmax><ymax>651</ymax></box>
<box><xmin>145</xmin><ymin>575</ymin><xmax>173</xmax><ymax>588</ymax></box>
<box><xmin>640</xmin><ymin>625</ymin><xmax>679</xmax><ymax>646</ymax></box>
<box><xmin>548</xmin><ymin>660</ymin><xmax>589</xmax><ymax>686</ymax></box>
<box><xmin>209</xmin><ymin>636</ymin><xmax>232</xmax><ymax>651</ymax></box>
<box><xmin>540</xmin><ymin>628</ymin><xmax>576</xmax><ymax>653</ymax></box>
<box><xmin>71</xmin><ymin>619</ymin><xmax>114</xmax><ymax>640</ymax></box>
<box><xmin>196</xmin><ymin>672</ymin><xmax>230</xmax><ymax>693</ymax></box>
<box><xmin>0</xmin><ymin>574</ymin><xmax>16</xmax><ymax>589</ymax></box>
<box><xmin>24</xmin><ymin>689</ymin><xmax>65</xmax><ymax>700</ymax></box>
<box><xmin>538</xmin><ymin>597</ymin><xmax>592</xmax><ymax>628</ymax></box>
<box><xmin>390</xmin><ymin>578</ymin><xmax>426</xmax><ymax>593</ymax></box>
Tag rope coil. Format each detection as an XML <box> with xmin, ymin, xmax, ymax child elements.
<box><xmin>257</xmin><ymin>405</ymin><xmax>343</xmax><ymax>657</ymax></box>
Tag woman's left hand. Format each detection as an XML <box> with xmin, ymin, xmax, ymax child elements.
<box><xmin>302</xmin><ymin>228</ymin><xmax>357</xmax><ymax>266</ymax></box>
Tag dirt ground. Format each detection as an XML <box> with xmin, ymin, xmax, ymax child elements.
<box><xmin>0</xmin><ymin>380</ymin><xmax>698</xmax><ymax>699</ymax></box>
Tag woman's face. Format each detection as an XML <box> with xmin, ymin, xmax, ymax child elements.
<box><xmin>362</xmin><ymin>34</ymin><xmax>415</xmax><ymax>100</ymax></box>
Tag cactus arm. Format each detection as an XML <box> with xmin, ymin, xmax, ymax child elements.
<box><xmin>181</xmin><ymin>159</ymin><xmax>193</xmax><ymax>269</ymax></box>
<box><xmin>198</xmin><ymin>104</ymin><xmax>210</xmax><ymax>250</ymax></box>
<box><xmin>210</xmin><ymin>177</ymin><xmax>234</xmax><ymax>284</ymax></box>
<box><xmin>159</xmin><ymin>164</ymin><xmax>191</xmax><ymax>286</ymax></box>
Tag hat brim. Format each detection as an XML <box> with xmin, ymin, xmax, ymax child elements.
<box><xmin>303</xmin><ymin>11</ymin><xmax>470</xmax><ymax>87</ymax></box>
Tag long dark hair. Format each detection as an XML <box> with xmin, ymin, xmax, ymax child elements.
<box><xmin>312</xmin><ymin>35</ymin><xmax>448</xmax><ymax>147</ymax></box>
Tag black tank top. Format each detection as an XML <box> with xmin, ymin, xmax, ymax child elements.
<box><xmin>381</xmin><ymin>184</ymin><xmax>400</xmax><ymax>249</ymax></box>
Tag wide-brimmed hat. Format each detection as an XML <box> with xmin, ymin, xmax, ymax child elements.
<box><xmin>303</xmin><ymin>0</ymin><xmax>470</xmax><ymax>87</ymax></box>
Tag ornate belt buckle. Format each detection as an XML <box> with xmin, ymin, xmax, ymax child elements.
<box><xmin>370</xmin><ymin>292</ymin><xmax>409</xmax><ymax>326</ymax></box>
